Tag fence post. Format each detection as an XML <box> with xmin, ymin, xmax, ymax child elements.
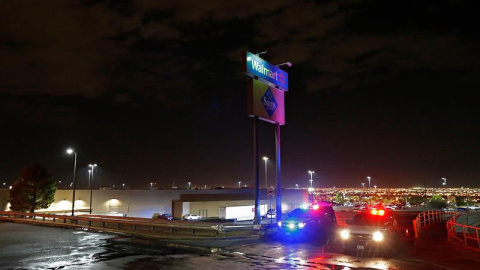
<box><xmin>413</xmin><ymin>219</ymin><xmax>418</xmax><ymax>239</ymax></box>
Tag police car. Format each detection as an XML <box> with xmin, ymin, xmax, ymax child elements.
<box><xmin>339</xmin><ymin>207</ymin><xmax>398</xmax><ymax>256</ymax></box>
<box><xmin>277</xmin><ymin>203</ymin><xmax>337</xmax><ymax>241</ymax></box>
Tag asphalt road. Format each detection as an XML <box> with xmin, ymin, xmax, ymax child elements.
<box><xmin>2</xmin><ymin>216</ymin><xmax>475</xmax><ymax>270</ymax></box>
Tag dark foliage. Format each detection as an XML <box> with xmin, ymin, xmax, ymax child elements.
<box><xmin>9</xmin><ymin>164</ymin><xmax>57</xmax><ymax>213</ymax></box>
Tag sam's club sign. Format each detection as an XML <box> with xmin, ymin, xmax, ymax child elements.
<box><xmin>247</xmin><ymin>79</ymin><xmax>285</xmax><ymax>125</ymax></box>
<box><xmin>243</xmin><ymin>51</ymin><xmax>289</xmax><ymax>91</ymax></box>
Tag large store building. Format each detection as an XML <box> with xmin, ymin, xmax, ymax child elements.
<box><xmin>0</xmin><ymin>188</ymin><xmax>308</xmax><ymax>219</ymax></box>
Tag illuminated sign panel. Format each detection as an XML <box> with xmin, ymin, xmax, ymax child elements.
<box><xmin>243</xmin><ymin>51</ymin><xmax>289</xmax><ymax>91</ymax></box>
<box><xmin>247</xmin><ymin>79</ymin><xmax>285</xmax><ymax>125</ymax></box>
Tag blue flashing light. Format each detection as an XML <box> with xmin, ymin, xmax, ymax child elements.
<box><xmin>287</xmin><ymin>223</ymin><xmax>296</xmax><ymax>230</ymax></box>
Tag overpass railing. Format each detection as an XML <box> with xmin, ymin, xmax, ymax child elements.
<box><xmin>0</xmin><ymin>211</ymin><xmax>260</xmax><ymax>237</ymax></box>
<box><xmin>447</xmin><ymin>212</ymin><xmax>480</xmax><ymax>252</ymax></box>
<box><xmin>413</xmin><ymin>210</ymin><xmax>457</xmax><ymax>239</ymax></box>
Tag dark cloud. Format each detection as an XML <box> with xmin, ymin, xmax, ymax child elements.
<box><xmin>0</xmin><ymin>0</ymin><xmax>479</xmax><ymax>188</ymax></box>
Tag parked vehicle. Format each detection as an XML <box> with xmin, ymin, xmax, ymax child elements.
<box><xmin>183</xmin><ymin>214</ymin><xmax>202</xmax><ymax>220</ymax></box>
<box><xmin>159</xmin><ymin>213</ymin><xmax>173</xmax><ymax>220</ymax></box>
<box><xmin>266</xmin><ymin>209</ymin><xmax>276</xmax><ymax>219</ymax></box>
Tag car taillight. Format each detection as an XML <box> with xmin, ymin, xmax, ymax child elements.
<box><xmin>371</xmin><ymin>209</ymin><xmax>385</xmax><ymax>216</ymax></box>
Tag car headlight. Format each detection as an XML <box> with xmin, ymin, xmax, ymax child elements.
<box><xmin>298</xmin><ymin>222</ymin><xmax>306</xmax><ymax>229</ymax></box>
<box><xmin>277</xmin><ymin>221</ymin><xmax>282</xmax><ymax>227</ymax></box>
<box><xmin>340</xmin><ymin>229</ymin><xmax>350</xmax><ymax>240</ymax></box>
<box><xmin>372</xmin><ymin>231</ymin><xmax>384</xmax><ymax>242</ymax></box>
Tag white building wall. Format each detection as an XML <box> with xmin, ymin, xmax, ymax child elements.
<box><xmin>0</xmin><ymin>188</ymin><xmax>307</xmax><ymax>218</ymax></box>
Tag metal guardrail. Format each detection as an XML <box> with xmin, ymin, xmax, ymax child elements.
<box><xmin>413</xmin><ymin>210</ymin><xmax>457</xmax><ymax>239</ymax></box>
<box><xmin>447</xmin><ymin>212</ymin><xmax>480</xmax><ymax>252</ymax></box>
<box><xmin>0</xmin><ymin>211</ymin><xmax>242</xmax><ymax>237</ymax></box>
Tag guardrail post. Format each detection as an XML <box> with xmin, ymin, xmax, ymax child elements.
<box><xmin>477</xmin><ymin>228</ymin><xmax>480</xmax><ymax>250</ymax></box>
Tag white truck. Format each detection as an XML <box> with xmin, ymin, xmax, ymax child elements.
<box><xmin>218</xmin><ymin>205</ymin><xmax>267</xmax><ymax>221</ymax></box>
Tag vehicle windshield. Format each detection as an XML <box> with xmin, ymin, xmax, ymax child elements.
<box><xmin>288</xmin><ymin>208</ymin><xmax>310</xmax><ymax>219</ymax></box>
<box><xmin>348</xmin><ymin>213</ymin><xmax>388</xmax><ymax>226</ymax></box>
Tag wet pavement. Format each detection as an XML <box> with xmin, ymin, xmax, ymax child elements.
<box><xmin>1</xmin><ymin>221</ymin><xmax>479</xmax><ymax>269</ymax></box>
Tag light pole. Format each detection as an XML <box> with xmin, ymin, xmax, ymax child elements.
<box><xmin>442</xmin><ymin>178</ymin><xmax>447</xmax><ymax>186</ymax></box>
<box><xmin>188</xmin><ymin>182</ymin><xmax>191</xmax><ymax>189</ymax></box>
<box><xmin>238</xmin><ymin>181</ymin><xmax>241</xmax><ymax>188</ymax></box>
<box><xmin>88</xmin><ymin>164</ymin><xmax>97</xmax><ymax>214</ymax></box>
<box><xmin>295</xmin><ymin>184</ymin><xmax>299</xmax><ymax>189</ymax></box>
<box><xmin>263</xmin><ymin>157</ymin><xmax>268</xmax><ymax>189</ymax></box>
<box><xmin>88</xmin><ymin>170</ymin><xmax>92</xmax><ymax>211</ymax></box>
<box><xmin>361</xmin><ymin>182</ymin><xmax>365</xmax><ymax>203</ymax></box>
<box><xmin>308</xmin><ymin>170</ymin><xmax>314</xmax><ymax>187</ymax></box>
<box><xmin>367</xmin><ymin>176</ymin><xmax>371</xmax><ymax>189</ymax></box>
<box><xmin>150</xmin><ymin>182</ymin><xmax>153</xmax><ymax>189</ymax></box>
<box><xmin>122</xmin><ymin>183</ymin><xmax>125</xmax><ymax>189</ymax></box>
<box><xmin>66</xmin><ymin>148</ymin><xmax>77</xmax><ymax>216</ymax></box>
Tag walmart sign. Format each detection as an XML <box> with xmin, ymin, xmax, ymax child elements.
<box><xmin>244</xmin><ymin>51</ymin><xmax>288</xmax><ymax>91</ymax></box>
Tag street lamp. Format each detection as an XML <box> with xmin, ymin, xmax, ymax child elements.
<box><xmin>188</xmin><ymin>182</ymin><xmax>191</xmax><ymax>189</ymax></box>
<box><xmin>122</xmin><ymin>183</ymin><xmax>125</xmax><ymax>189</ymax></box>
<box><xmin>361</xmin><ymin>183</ymin><xmax>365</xmax><ymax>189</ymax></box>
<box><xmin>308</xmin><ymin>170</ymin><xmax>314</xmax><ymax>187</ymax></box>
<box><xmin>88</xmin><ymin>164</ymin><xmax>97</xmax><ymax>214</ymax></box>
<box><xmin>442</xmin><ymin>178</ymin><xmax>447</xmax><ymax>186</ymax></box>
<box><xmin>238</xmin><ymin>181</ymin><xmax>241</xmax><ymax>188</ymax></box>
<box><xmin>66</xmin><ymin>148</ymin><xmax>77</xmax><ymax>216</ymax></box>
<box><xmin>263</xmin><ymin>157</ymin><xmax>268</xmax><ymax>188</ymax></box>
<box><xmin>367</xmin><ymin>176</ymin><xmax>371</xmax><ymax>189</ymax></box>
<box><xmin>150</xmin><ymin>182</ymin><xmax>153</xmax><ymax>189</ymax></box>
<box><xmin>275</xmin><ymin>62</ymin><xmax>293</xmax><ymax>67</ymax></box>
<box><xmin>295</xmin><ymin>184</ymin><xmax>299</xmax><ymax>189</ymax></box>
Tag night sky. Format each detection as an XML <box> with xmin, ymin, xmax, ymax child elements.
<box><xmin>1</xmin><ymin>0</ymin><xmax>479</xmax><ymax>189</ymax></box>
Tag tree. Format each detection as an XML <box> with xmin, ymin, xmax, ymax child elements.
<box><xmin>429</xmin><ymin>194</ymin><xmax>447</xmax><ymax>209</ymax></box>
<box><xmin>335</xmin><ymin>192</ymin><xmax>345</xmax><ymax>205</ymax></box>
<box><xmin>9</xmin><ymin>164</ymin><xmax>57</xmax><ymax>213</ymax></box>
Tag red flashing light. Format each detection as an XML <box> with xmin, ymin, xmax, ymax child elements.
<box><xmin>312</xmin><ymin>204</ymin><xmax>320</xmax><ymax>210</ymax></box>
<box><xmin>371</xmin><ymin>209</ymin><xmax>385</xmax><ymax>216</ymax></box>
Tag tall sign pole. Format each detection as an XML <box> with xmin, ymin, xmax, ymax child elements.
<box><xmin>275</xmin><ymin>123</ymin><xmax>282</xmax><ymax>222</ymax></box>
<box><xmin>253</xmin><ymin>115</ymin><xmax>260</xmax><ymax>225</ymax></box>
<box><xmin>242</xmin><ymin>51</ymin><xmax>289</xmax><ymax>226</ymax></box>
